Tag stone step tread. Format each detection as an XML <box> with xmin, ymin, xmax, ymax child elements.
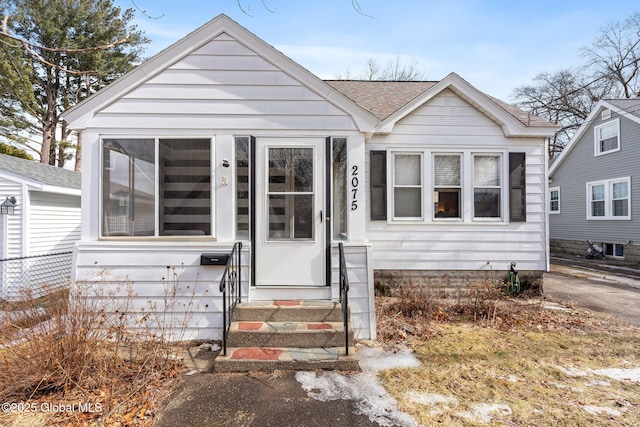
<box><xmin>230</xmin><ymin>321</ymin><xmax>345</xmax><ymax>333</ymax></box>
<box><xmin>239</xmin><ymin>300</ymin><xmax>338</xmax><ymax>308</ymax></box>
<box><xmin>216</xmin><ymin>346</ymin><xmax>357</xmax><ymax>362</ymax></box>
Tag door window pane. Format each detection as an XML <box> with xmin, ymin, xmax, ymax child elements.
<box><xmin>267</xmin><ymin>147</ymin><xmax>314</xmax><ymax>240</ymax></box>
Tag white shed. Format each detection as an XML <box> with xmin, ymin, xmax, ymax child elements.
<box><xmin>0</xmin><ymin>154</ymin><xmax>81</xmax><ymax>300</ymax></box>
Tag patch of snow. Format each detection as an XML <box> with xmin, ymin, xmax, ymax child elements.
<box><xmin>590</xmin><ymin>367</ymin><xmax>640</xmax><ymax>384</ymax></box>
<box><xmin>587</xmin><ymin>379</ymin><xmax>611</xmax><ymax>387</ymax></box>
<box><xmin>459</xmin><ymin>403</ymin><xmax>512</xmax><ymax>424</ymax></box>
<box><xmin>557</xmin><ymin>366</ymin><xmax>589</xmax><ymax>377</ymax></box>
<box><xmin>407</xmin><ymin>391</ymin><xmax>458</xmax><ymax>406</ymax></box>
<box><xmin>583</xmin><ymin>405</ymin><xmax>623</xmax><ymax>417</ymax></box>
<box><xmin>295</xmin><ymin>343</ymin><xmax>421</xmax><ymax>427</ymax></box>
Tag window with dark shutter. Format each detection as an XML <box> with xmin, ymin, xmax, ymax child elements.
<box><xmin>370</xmin><ymin>150</ymin><xmax>387</xmax><ymax>220</ymax></box>
<box><xmin>509</xmin><ymin>152</ymin><xmax>526</xmax><ymax>222</ymax></box>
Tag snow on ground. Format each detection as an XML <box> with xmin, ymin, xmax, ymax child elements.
<box><xmin>295</xmin><ymin>343</ymin><xmax>422</xmax><ymax>427</ymax></box>
<box><xmin>590</xmin><ymin>367</ymin><xmax>640</xmax><ymax>384</ymax></box>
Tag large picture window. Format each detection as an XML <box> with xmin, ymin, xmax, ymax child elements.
<box><xmin>102</xmin><ymin>138</ymin><xmax>212</xmax><ymax>237</ymax></box>
<box><xmin>393</xmin><ymin>153</ymin><xmax>422</xmax><ymax>219</ymax></box>
<box><xmin>587</xmin><ymin>177</ymin><xmax>630</xmax><ymax>220</ymax></box>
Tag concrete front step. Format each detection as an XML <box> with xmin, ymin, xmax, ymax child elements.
<box><xmin>214</xmin><ymin>346</ymin><xmax>359</xmax><ymax>372</ymax></box>
<box><xmin>227</xmin><ymin>321</ymin><xmax>354</xmax><ymax>348</ymax></box>
<box><xmin>234</xmin><ymin>300</ymin><xmax>344</xmax><ymax>322</ymax></box>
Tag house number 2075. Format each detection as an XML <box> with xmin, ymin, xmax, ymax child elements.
<box><xmin>351</xmin><ymin>165</ymin><xmax>359</xmax><ymax>211</ymax></box>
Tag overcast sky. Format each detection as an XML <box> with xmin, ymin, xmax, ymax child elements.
<box><xmin>114</xmin><ymin>0</ymin><xmax>639</xmax><ymax>102</ymax></box>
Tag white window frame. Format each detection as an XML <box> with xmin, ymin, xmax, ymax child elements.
<box><xmin>100</xmin><ymin>136</ymin><xmax>216</xmax><ymax>239</ymax></box>
<box><xmin>472</xmin><ymin>153</ymin><xmax>503</xmax><ymax>221</ymax></box>
<box><xmin>549</xmin><ymin>187</ymin><xmax>560</xmax><ymax>214</ymax></box>
<box><xmin>433</xmin><ymin>153</ymin><xmax>463</xmax><ymax>221</ymax></box>
<box><xmin>586</xmin><ymin>177</ymin><xmax>631</xmax><ymax>220</ymax></box>
<box><xmin>390</xmin><ymin>152</ymin><xmax>423</xmax><ymax>221</ymax></box>
<box><xmin>594</xmin><ymin>119</ymin><xmax>620</xmax><ymax>156</ymax></box>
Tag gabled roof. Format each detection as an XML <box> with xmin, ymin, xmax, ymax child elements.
<box><xmin>549</xmin><ymin>98</ymin><xmax>640</xmax><ymax>175</ymax></box>
<box><xmin>325</xmin><ymin>81</ymin><xmax>438</xmax><ymax>121</ymax></box>
<box><xmin>328</xmin><ymin>74</ymin><xmax>556</xmax><ymax>136</ymax></box>
<box><xmin>61</xmin><ymin>14</ymin><xmax>379</xmax><ymax>132</ymax></box>
<box><xmin>0</xmin><ymin>153</ymin><xmax>81</xmax><ymax>194</ymax></box>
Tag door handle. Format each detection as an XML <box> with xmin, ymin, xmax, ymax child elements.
<box><xmin>320</xmin><ymin>210</ymin><xmax>323</xmax><ymax>221</ymax></box>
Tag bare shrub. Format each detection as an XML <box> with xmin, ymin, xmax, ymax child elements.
<box><xmin>0</xmin><ymin>265</ymin><xmax>205</xmax><ymax>426</ymax></box>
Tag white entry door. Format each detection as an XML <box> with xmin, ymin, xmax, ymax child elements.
<box><xmin>255</xmin><ymin>138</ymin><xmax>325</xmax><ymax>286</ymax></box>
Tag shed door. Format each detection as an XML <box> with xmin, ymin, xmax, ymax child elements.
<box><xmin>255</xmin><ymin>138</ymin><xmax>325</xmax><ymax>286</ymax></box>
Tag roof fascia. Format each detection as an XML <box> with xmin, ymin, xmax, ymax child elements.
<box><xmin>62</xmin><ymin>14</ymin><xmax>378</xmax><ymax>132</ymax></box>
<box><xmin>0</xmin><ymin>170</ymin><xmax>80</xmax><ymax>194</ymax></box>
<box><xmin>376</xmin><ymin>73</ymin><xmax>557</xmax><ymax>137</ymax></box>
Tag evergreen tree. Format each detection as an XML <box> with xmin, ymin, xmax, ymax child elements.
<box><xmin>0</xmin><ymin>0</ymin><xmax>148</xmax><ymax>169</ymax></box>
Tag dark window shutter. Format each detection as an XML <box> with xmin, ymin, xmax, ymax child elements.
<box><xmin>509</xmin><ymin>152</ymin><xmax>526</xmax><ymax>222</ymax></box>
<box><xmin>370</xmin><ymin>150</ymin><xmax>387</xmax><ymax>220</ymax></box>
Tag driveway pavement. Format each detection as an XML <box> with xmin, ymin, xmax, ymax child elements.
<box><xmin>544</xmin><ymin>254</ymin><xmax>640</xmax><ymax>326</ymax></box>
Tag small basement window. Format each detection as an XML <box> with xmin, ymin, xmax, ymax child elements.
<box><xmin>603</xmin><ymin>243</ymin><xmax>624</xmax><ymax>258</ymax></box>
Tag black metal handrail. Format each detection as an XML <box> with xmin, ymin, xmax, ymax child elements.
<box><xmin>219</xmin><ymin>242</ymin><xmax>242</xmax><ymax>356</ymax></box>
<box><xmin>338</xmin><ymin>242</ymin><xmax>350</xmax><ymax>356</ymax></box>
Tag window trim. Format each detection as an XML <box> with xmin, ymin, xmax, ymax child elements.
<box><xmin>594</xmin><ymin>119</ymin><xmax>620</xmax><ymax>156</ymax></box>
<box><xmin>391</xmin><ymin>152</ymin><xmax>424</xmax><ymax>220</ymax></box>
<box><xmin>549</xmin><ymin>187</ymin><xmax>560</xmax><ymax>214</ymax></box>
<box><xmin>586</xmin><ymin>177</ymin><xmax>631</xmax><ymax>220</ymax></box>
<box><xmin>100</xmin><ymin>136</ymin><xmax>216</xmax><ymax>240</ymax></box>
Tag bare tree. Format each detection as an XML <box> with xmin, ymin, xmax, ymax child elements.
<box><xmin>336</xmin><ymin>56</ymin><xmax>425</xmax><ymax>81</ymax></box>
<box><xmin>581</xmin><ymin>12</ymin><xmax>640</xmax><ymax>98</ymax></box>
<box><xmin>513</xmin><ymin>69</ymin><xmax>613</xmax><ymax>158</ymax></box>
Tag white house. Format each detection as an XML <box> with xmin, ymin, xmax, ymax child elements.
<box><xmin>0</xmin><ymin>154</ymin><xmax>81</xmax><ymax>300</ymax></box>
<box><xmin>61</xmin><ymin>15</ymin><xmax>556</xmax><ymax>341</ymax></box>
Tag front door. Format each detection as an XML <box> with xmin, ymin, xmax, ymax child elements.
<box><xmin>255</xmin><ymin>138</ymin><xmax>325</xmax><ymax>286</ymax></box>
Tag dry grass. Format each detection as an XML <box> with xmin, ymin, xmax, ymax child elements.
<box><xmin>375</xmin><ymin>282</ymin><xmax>640</xmax><ymax>426</ymax></box>
<box><xmin>0</xmin><ymin>268</ymin><xmax>202</xmax><ymax>427</ymax></box>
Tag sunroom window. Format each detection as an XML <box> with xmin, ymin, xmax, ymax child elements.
<box><xmin>102</xmin><ymin>138</ymin><xmax>212</xmax><ymax>237</ymax></box>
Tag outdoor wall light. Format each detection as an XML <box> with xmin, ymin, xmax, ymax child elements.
<box><xmin>0</xmin><ymin>196</ymin><xmax>17</xmax><ymax>215</ymax></box>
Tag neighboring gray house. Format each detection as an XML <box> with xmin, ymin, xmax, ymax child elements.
<box><xmin>549</xmin><ymin>99</ymin><xmax>640</xmax><ymax>261</ymax></box>
<box><xmin>0</xmin><ymin>154</ymin><xmax>81</xmax><ymax>300</ymax></box>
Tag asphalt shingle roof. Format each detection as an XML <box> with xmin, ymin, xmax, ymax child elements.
<box><xmin>325</xmin><ymin>80</ymin><xmax>553</xmax><ymax>127</ymax></box>
<box><xmin>0</xmin><ymin>153</ymin><xmax>81</xmax><ymax>189</ymax></box>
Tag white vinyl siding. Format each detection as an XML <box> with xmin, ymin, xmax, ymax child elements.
<box><xmin>594</xmin><ymin>119</ymin><xmax>620</xmax><ymax>156</ymax></box>
<box><xmin>586</xmin><ymin>177</ymin><xmax>631</xmax><ymax>220</ymax></box>
<box><xmin>28</xmin><ymin>192</ymin><xmax>81</xmax><ymax>254</ymax></box>
<box><xmin>366</xmin><ymin>89</ymin><xmax>547</xmax><ymax>271</ymax></box>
